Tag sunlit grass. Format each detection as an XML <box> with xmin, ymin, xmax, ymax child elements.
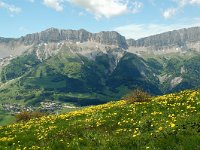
<box><xmin>0</xmin><ymin>90</ymin><xmax>199</xmax><ymax>149</ymax></box>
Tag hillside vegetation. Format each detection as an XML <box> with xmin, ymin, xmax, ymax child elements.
<box><xmin>1</xmin><ymin>27</ymin><xmax>200</xmax><ymax>109</ymax></box>
<box><xmin>0</xmin><ymin>90</ymin><xmax>199</xmax><ymax>149</ymax></box>
<box><xmin>2</xmin><ymin>52</ymin><xmax>200</xmax><ymax>108</ymax></box>
<box><xmin>0</xmin><ymin>50</ymin><xmax>161</xmax><ymax>107</ymax></box>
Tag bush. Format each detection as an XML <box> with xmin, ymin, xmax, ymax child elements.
<box><xmin>123</xmin><ymin>89</ymin><xmax>152</xmax><ymax>103</ymax></box>
<box><xmin>16</xmin><ymin>111</ymin><xmax>47</xmax><ymax>122</ymax></box>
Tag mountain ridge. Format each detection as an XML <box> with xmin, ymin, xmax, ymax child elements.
<box><xmin>1</xmin><ymin>26</ymin><xmax>200</xmax><ymax>60</ymax></box>
<box><xmin>1</xmin><ymin>28</ymin><xmax>127</xmax><ymax>49</ymax></box>
<box><xmin>1</xmin><ymin>26</ymin><xmax>200</xmax><ymax>47</ymax></box>
<box><xmin>1</xmin><ymin>26</ymin><xmax>200</xmax><ymax>107</ymax></box>
<box><xmin>127</xmin><ymin>26</ymin><xmax>200</xmax><ymax>47</ymax></box>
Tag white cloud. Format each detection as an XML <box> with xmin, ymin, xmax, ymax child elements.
<box><xmin>163</xmin><ymin>0</ymin><xmax>200</xmax><ymax>19</ymax></box>
<box><xmin>0</xmin><ymin>1</ymin><xmax>21</xmax><ymax>14</ymax></box>
<box><xmin>177</xmin><ymin>0</ymin><xmax>200</xmax><ymax>6</ymax></box>
<box><xmin>188</xmin><ymin>0</ymin><xmax>200</xmax><ymax>4</ymax></box>
<box><xmin>115</xmin><ymin>18</ymin><xmax>200</xmax><ymax>39</ymax></box>
<box><xmin>19</xmin><ymin>26</ymin><xmax>28</xmax><ymax>33</ymax></box>
<box><xmin>27</xmin><ymin>0</ymin><xmax>35</xmax><ymax>3</ymax></box>
<box><xmin>78</xmin><ymin>11</ymin><xmax>85</xmax><ymax>16</ymax></box>
<box><xmin>43</xmin><ymin>0</ymin><xmax>64</xmax><ymax>12</ymax></box>
<box><xmin>163</xmin><ymin>8</ymin><xmax>177</xmax><ymax>19</ymax></box>
<box><xmin>148</xmin><ymin>0</ymin><xmax>156</xmax><ymax>6</ymax></box>
<box><xmin>26</xmin><ymin>0</ymin><xmax>35</xmax><ymax>3</ymax></box>
<box><xmin>68</xmin><ymin>0</ymin><xmax>143</xmax><ymax>19</ymax></box>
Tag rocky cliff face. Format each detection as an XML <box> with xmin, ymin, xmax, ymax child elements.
<box><xmin>127</xmin><ymin>27</ymin><xmax>200</xmax><ymax>47</ymax></box>
<box><xmin>91</xmin><ymin>31</ymin><xmax>128</xmax><ymax>49</ymax></box>
<box><xmin>18</xmin><ymin>28</ymin><xmax>127</xmax><ymax>49</ymax></box>
<box><xmin>2</xmin><ymin>26</ymin><xmax>200</xmax><ymax>49</ymax></box>
<box><xmin>19</xmin><ymin>28</ymin><xmax>91</xmax><ymax>44</ymax></box>
<box><xmin>1</xmin><ymin>26</ymin><xmax>200</xmax><ymax>60</ymax></box>
<box><xmin>0</xmin><ymin>28</ymin><xmax>128</xmax><ymax>61</ymax></box>
<box><xmin>126</xmin><ymin>39</ymin><xmax>136</xmax><ymax>47</ymax></box>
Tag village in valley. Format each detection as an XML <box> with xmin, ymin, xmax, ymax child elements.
<box><xmin>0</xmin><ymin>101</ymin><xmax>77</xmax><ymax>114</ymax></box>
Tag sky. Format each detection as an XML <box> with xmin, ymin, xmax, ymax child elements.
<box><xmin>0</xmin><ymin>0</ymin><xmax>200</xmax><ymax>39</ymax></box>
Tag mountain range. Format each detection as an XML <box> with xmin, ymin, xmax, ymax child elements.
<box><xmin>0</xmin><ymin>27</ymin><xmax>200</xmax><ymax>106</ymax></box>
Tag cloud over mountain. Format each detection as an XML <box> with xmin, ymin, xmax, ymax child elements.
<box><xmin>43</xmin><ymin>0</ymin><xmax>64</xmax><ymax>12</ymax></box>
<box><xmin>0</xmin><ymin>1</ymin><xmax>21</xmax><ymax>14</ymax></box>
<box><xmin>163</xmin><ymin>0</ymin><xmax>200</xmax><ymax>19</ymax></box>
<box><xmin>68</xmin><ymin>0</ymin><xmax>143</xmax><ymax>19</ymax></box>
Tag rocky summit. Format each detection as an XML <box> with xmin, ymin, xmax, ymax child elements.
<box><xmin>127</xmin><ymin>27</ymin><xmax>200</xmax><ymax>47</ymax></box>
<box><xmin>19</xmin><ymin>28</ymin><xmax>128</xmax><ymax>47</ymax></box>
<box><xmin>1</xmin><ymin>26</ymin><xmax>200</xmax><ymax>59</ymax></box>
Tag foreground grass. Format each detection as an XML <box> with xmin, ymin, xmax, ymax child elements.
<box><xmin>0</xmin><ymin>113</ymin><xmax>15</xmax><ymax>126</ymax></box>
<box><xmin>0</xmin><ymin>90</ymin><xmax>200</xmax><ymax>149</ymax></box>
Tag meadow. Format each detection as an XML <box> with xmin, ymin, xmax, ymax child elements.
<box><xmin>0</xmin><ymin>90</ymin><xmax>199</xmax><ymax>149</ymax></box>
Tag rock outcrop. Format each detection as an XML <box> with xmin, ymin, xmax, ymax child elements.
<box><xmin>1</xmin><ymin>26</ymin><xmax>200</xmax><ymax>59</ymax></box>
<box><xmin>18</xmin><ymin>28</ymin><xmax>128</xmax><ymax>49</ymax></box>
<box><xmin>127</xmin><ymin>27</ymin><xmax>200</xmax><ymax>47</ymax></box>
<box><xmin>91</xmin><ymin>31</ymin><xmax>128</xmax><ymax>49</ymax></box>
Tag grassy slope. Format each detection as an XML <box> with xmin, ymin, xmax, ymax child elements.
<box><xmin>2</xmin><ymin>51</ymin><xmax>200</xmax><ymax>108</ymax></box>
<box><xmin>0</xmin><ymin>90</ymin><xmax>199</xmax><ymax>149</ymax></box>
<box><xmin>0</xmin><ymin>112</ymin><xmax>15</xmax><ymax>126</ymax></box>
<box><xmin>0</xmin><ymin>49</ymin><xmax>119</xmax><ymax>106</ymax></box>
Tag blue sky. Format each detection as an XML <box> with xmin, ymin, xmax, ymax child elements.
<box><xmin>0</xmin><ymin>0</ymin><xmax>200</xmax><ymax>39</ymax></box>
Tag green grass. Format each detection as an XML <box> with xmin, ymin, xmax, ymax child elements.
<box><xmin>0</xmin><ymin>112</ymin><xmax>15</xmax><ymax>126</ymax></box>
<box><xmin>25</xmin><ymin>77</ymin><xmax>66</xmax><ymax>89</ymax></box>
<box><xmin>0</xmin><ymin>90</ymin><xmax>199</xmax><ymax>149</ymax></box>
